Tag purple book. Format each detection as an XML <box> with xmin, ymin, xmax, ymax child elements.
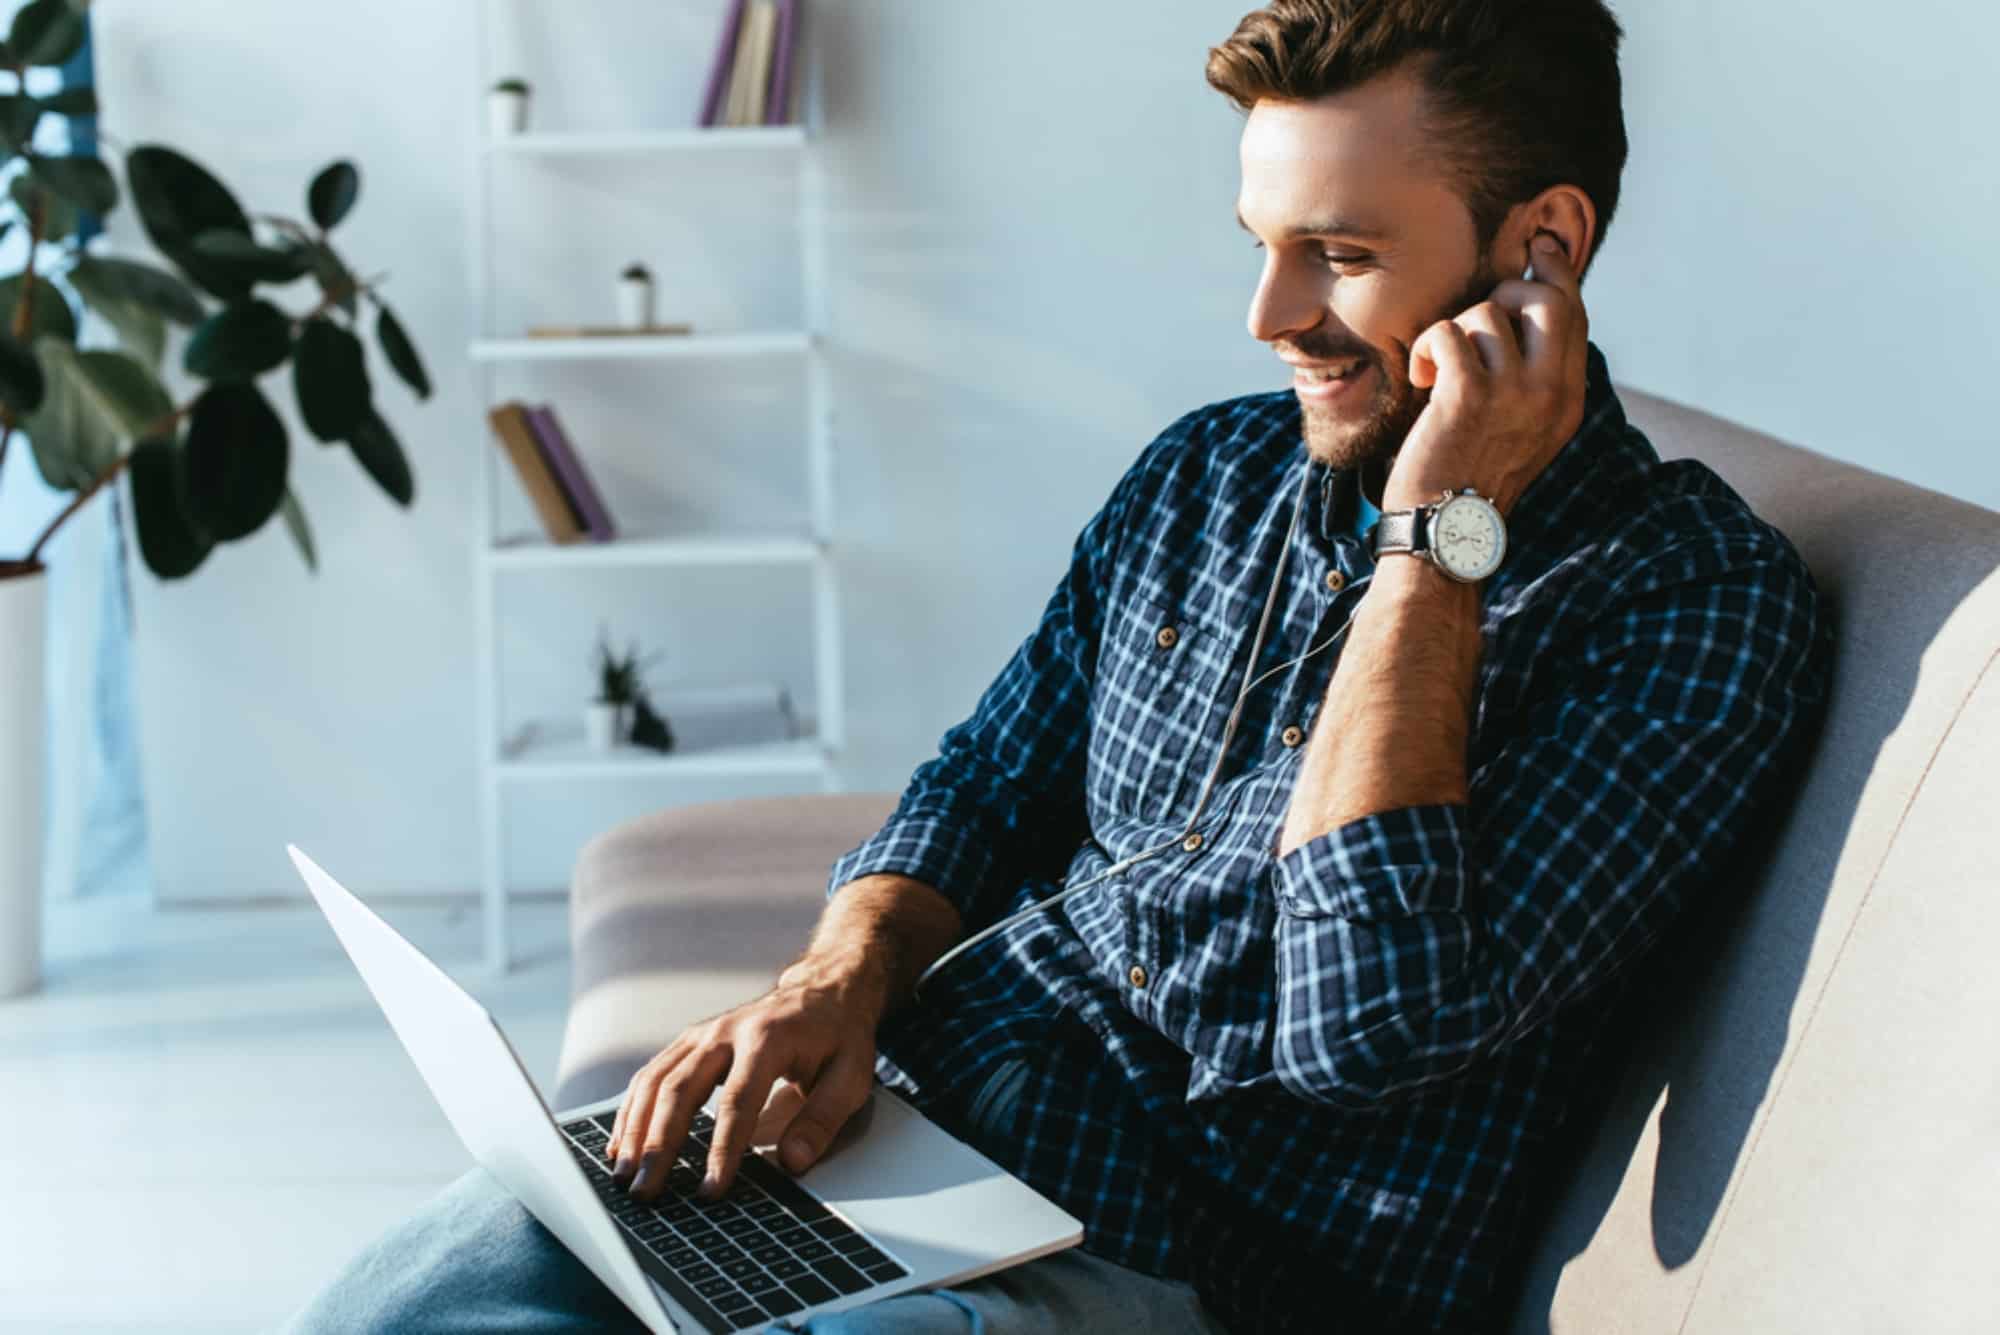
<box><xmin>764</xmin><ymin>0</ymin><xmax>799</xmax><ymax>126</ymax></box>
<box><xmin>526</xmin><ymin>404</ymin><xmax>617</xmax><ymax>542</ymax></box>
<box><xmin>698</xmin><ymin>0</ymin><xmax>750</xmax><ymax>128</ymax></box>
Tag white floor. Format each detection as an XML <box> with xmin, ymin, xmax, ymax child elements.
<box><xmin>0</xmin><ymin>886</ymin><xmax>577</xmax><ymax>1333</ymax></box>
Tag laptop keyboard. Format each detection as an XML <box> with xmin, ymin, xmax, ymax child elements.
<box><xmin>560</xmin><ymin>1110</ymin><xmax>910</xmax><ymax>1333</ymax></box>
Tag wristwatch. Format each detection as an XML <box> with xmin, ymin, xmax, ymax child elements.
<box><xmin>1371</xmin><ymin>487</ymin><xmax>1508</xmax><ymax>583</ymax></box>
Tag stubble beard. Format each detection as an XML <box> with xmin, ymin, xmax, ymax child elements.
<box><xmin>1297</xmin><ymin>258</ymin><xmax>1504</xmax><ymax>477</ymax></box>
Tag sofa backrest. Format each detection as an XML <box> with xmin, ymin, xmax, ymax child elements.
<box><xmin>1509</xmin><ymin>385</ymin><xmax>2000</xmax><ymax>1332</ymax></box>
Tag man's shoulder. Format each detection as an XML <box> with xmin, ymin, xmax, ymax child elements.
<box><xmin>1603</xmin><ymin>441</ymin><xmax>1818</xmax><ymax>606</ymax></box>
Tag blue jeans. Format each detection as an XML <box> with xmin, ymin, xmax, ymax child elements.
<box><xmin>278</xmin><ymin>1061</ymin><xmax>1228</xmax><ymax>1334</ymax></box>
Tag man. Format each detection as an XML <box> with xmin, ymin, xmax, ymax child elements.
<box><xmin>288</xmin><ymin>2</ymin><xmax>1832</xmax><ymax>1331</ymax></box>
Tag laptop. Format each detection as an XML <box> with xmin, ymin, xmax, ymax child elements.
<box><xmin>286</xmin><ymin>844</ymin><xmax>1083</xmax><ymax>1333</ymax></box>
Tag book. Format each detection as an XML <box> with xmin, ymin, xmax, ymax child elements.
<box><xmin>764</xmin><ymin>0</ymin><xmax>799</xmax><ymax>126</ymax></box>
<box><xmin>721</xmin><ymin>0</ymin><xmax>766</xmax><ymax>126</ymax></box>
<box><xmin>739</xmin><ymin>1</ymin><xmax>778</xmax><ymax>130</ymax></box>
<box><xmin>526</xmin><ymin>403</ymin><xmax>617</xmax><ymax>543</ymax></box>
<box><xmin>487</xmin><ymin>401</ymin><xmax>584</xmax><ymax>544</ymax></box>
<box><xmin>651</xmin><ymin>681</ymin><xmax>799</xmax><ymax>750</ymax></box>
<box><xmin>524</xmin><ymin>323</ymin><xmax>693</xmax><ymax>338</ymax></box>
<box><xmin>728</xmin><ymin>0</ymin><xmax>772</xmax><ymax>127</ymax></box>
<box><xmin>697</xmin><ymin>0</ymin><xmax>749</xmax><ymax>127</ymax></box>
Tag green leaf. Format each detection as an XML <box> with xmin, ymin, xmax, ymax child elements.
<box><xmin>280</xmin><ymin>488</ymin><xmax>318</xmax><ymax>574</ymax></box>
<box><xmin>0</xmin><ymin>330</ymin><xmax>45</xmax><ymax>417</ymax></box>
<box><xmin>68</xmin><ymin>254</ymin><xmax>206</xmax><ymax>326</ymax></box>
<box><xmin>8</xmin><ymin>0</ymin><xmax>87</xmax><ymax>69</ymax></box>
<box><xmin>10</xmin><ymin>173</ymin><xmax>79</xmax><ymax>243</ymax></box>
<box><xmin>191</xmin><ymin>228</ymin><xmax>313</xmax><ymax>286</ymax></box>
<box><xmin>293</xmin><ymin>316</ymin><xmax>370</xmax><ymax>442</ymax></box>
<box><xmin>305</xmin><ymin>241</ymin><xmax>358</xmax><ymax>318</ymax></box>
<box><xmin>0</xmin><ymin>95</ymin><xmax>41</xmax><ymax>144</ymax></box>
<box><xmin>183</xmin><ymin>380</ymin><xmax>289</xmax><ymax>541</ymax></box>
<box><xmin>126</xmin><ymin>144</ymin><xmax>255</xmax><ymax>303</ymax></box>
<box><xmin>22</xmin><ymin>337</ymin><xmax>120</xmax><ymax>491</ymax></box>
<box><xmin>28</xmin><ymin>152</ymin><xmax>118</xmax><ymax>215</ymax></box>
<box><xmin>344</xmin><ymin>407</ymin><xmax>413</xmax><ymax>507</ymax></box>
<box><xmin>374</xmin><ymin>302</ymin><xmax>430</xmax><ymax>400</ymax></box>
<box><xmin>0</xmin><ymin>272</ymin><xmax>76</xmax><ymax>347</ymax></box>
<box><xmin>307</xmin><ymin>160</ymin><xmax>359</xmax><ymax>231</ymax></box>
<box><xmin>183</xmin><ymin>298</ymin><xmax>293</xmax><ymax>381</ymax></box>
<box><xmin>66</xmin><ymin>347</ymin><xmax>177</xmax><ymax>441</ymax></box>
<box><xmin>128</xmin><ymin>436</ymin><xmax>214</xmax><ymax>579</ymax></box>
<box><xmin>38</xmin><ymin>86</ymin><xmax>97</xmax><ymax>118</ymax></box>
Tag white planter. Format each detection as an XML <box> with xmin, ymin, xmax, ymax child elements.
<box><xmin>583</xmin><ymin>700</ymin><xmax>629</xmax><ymax>752</ymax></box>
<box><xmin>616</xmin><ymin>275</ymin><xmax>655</xmax><ymax>329</ymax></box>
<box><xmin>487</xmin><ymin>88</ymin><xmax>530</xmax><ymax>138</ymax></box>
<box><xmin>0</xmin><ymin>561</ymin><xmax>46</xmax><ymax>998</ymax></box>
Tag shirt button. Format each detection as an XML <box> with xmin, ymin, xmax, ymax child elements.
<box><xmin>1182</xmin><ymin>832</ymin><xmax>1204</xmax><ymax>852</ymax></box>
<box><xmin>1281</xmin><ymin>725</ymin><xmax>1304</xmax><ymax>747</ymax></box>
<box><xmin>1155</xmin><ymin>625</ymin><xmax>1179</xmax><ymax>649</ymax></box>
<box><xmin>1324</xmin><ymin>569</ymin><xmax>1346</xmax><ymax>593</ymax></box>
<box><xmin>1128</xmin><ymin>965</ymin><xmax>1148</xmax><ymax>989</ymax></box>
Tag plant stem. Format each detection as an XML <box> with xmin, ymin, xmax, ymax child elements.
<box><xmin>24</xmin><ymin>401</ymin><xmax>193</xmax><ymax>566</ymax></box>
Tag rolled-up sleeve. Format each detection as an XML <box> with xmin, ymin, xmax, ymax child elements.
<box><xmin>825</xmin><ymin>441</ymin><xmax>1164</xmax><ymax>930</ymax></box>
<box><xmin>1269</xmin><ymin>542</ymin><xmax>1831</xmax><ymax>1108</ymax></box>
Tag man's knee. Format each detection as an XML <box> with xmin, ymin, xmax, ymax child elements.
<box><xmin>279</xmin><ymin>1166</ymin><xmax>625</xmax><ymax>1334</ymax></box>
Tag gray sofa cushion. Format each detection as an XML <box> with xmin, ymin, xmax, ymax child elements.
<box><xmin>553</xmin><ymin>791</ymin><xmax>896</xmax><ymax>1109</ymax></box>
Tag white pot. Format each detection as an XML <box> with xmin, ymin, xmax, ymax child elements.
<box><xmin>487</xmin><ymin>88</ymin><xmax>530</xmax><ymax>138</ymax></box>
<box><xmin>616</xmin><ymin>275</ymin><xmax>655</xmax><ymax>329</ymax></box>
<box><xmin>583</xmin><ymin>700</ymin><xmax>629</xmax><ymax>752</ymax></box>
<box><xmin>0</xmin><ymin>561</ymin><xmax>46</xmax><ymax>998</ymax></box>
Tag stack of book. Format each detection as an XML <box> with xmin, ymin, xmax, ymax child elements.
<box><xmin>487</xmin><ymin>402</ymin><xmax>618</xmax><ymax>545</ymax></box>
<box><xmin>698</xmin><ymin>0</ymin><xmax>801</xmax><ymax>127</ymax></box>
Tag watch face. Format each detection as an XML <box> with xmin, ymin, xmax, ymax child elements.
<box><xmin>1429</xmin><ymin>494</ymin><xmax>1506</xmax><ymax>581</ymax></box>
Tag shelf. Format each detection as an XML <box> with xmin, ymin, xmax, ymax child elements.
<box><xmin>496</xmin><ymin>727</ymin><xmax>829</xmax><ymax>783</ymax></box>
<box><xmin>471</xmin><ymin>330</ymin><xmax>812</xmax><ymax>362</ymax></box>
<box><xmin>485</xmin><ymin>533</ymin><xmax>824</xmax><ymax>571</ymax></box>
<box><xmin>484</xmin><ymin>126</ymin><xmax>807</xmax><ymax>156</ymax></box>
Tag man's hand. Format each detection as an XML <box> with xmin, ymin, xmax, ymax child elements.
<box><xmin>1385</xmin><ymin>234</ymin><xmax>1592</xmax><ymax>517</ymax></box>
<box><xmin>605</xmin><ymin>958</ymin><xmax>884</xmax><ymax>1203</ymax></box>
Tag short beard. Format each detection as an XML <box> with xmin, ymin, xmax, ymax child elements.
<box><xmin>1297</xmin><ymin>256</ymin><xmax>1505</xmax><ymax>478</ymax></box>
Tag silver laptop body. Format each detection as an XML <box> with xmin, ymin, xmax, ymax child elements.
<box><xmin>287</xmin><ymin>844</ymin><xmax>1083</xmax><ymax>1333</ymax></box>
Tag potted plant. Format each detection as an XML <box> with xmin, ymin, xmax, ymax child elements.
<box><xmin>586</xmin><ymin>625</ymin><xmax>663</xmax><ymax>751</ymax></box>
<box><xmin>0</xmin><ymin>0</ymin><xmax>433</xmax><ymax>996</ymax></box>
<box><xmin>488</xmin><ymin>77</ymin><xmax>532</xmax><ymax>137</ymax></box>
<box><xmin>616</xmin><ymin>261</ymin><xmax>654</xmax><ymax>329</ymax></box>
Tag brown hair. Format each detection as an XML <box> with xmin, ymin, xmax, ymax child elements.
<box><xmin>1206</xmin><ymin>0</ymin><xmax>1628</xmax><ymax>275</ymax></box>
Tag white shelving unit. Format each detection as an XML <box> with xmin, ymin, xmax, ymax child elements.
<box><xmin>466</xmin><ymin>2</ymin><xmax>842</xmax><ymax>972</ymax></box>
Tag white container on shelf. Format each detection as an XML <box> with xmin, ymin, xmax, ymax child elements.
<box><xmin>615</xmin><ymin>271</ymin><xmax>655</xmax><ymax>329</ymax></box>
<box><xmin>487</xmin><ymin>85</ymin><xmax>530</xmax><ymax>137</ymax></box>
<box><xmin>582</xmin><ymin>700</ymin><xmax>628</xmax><ymax>751</ymax></box>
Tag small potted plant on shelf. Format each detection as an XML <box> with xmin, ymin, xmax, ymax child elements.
<box><xmin>586</xmin><ymin>624</ymin><xmax>662</xmax><ymax>751</ymax></box>
<box><xmin>616</xmin><ymin>261</ymin><xmax>654</xmax><ymax>329</ymax></box>
<box><xmin>488</xmin><ymin>77</ymin><xmax>532</xmax><ymax>137</ymax></box>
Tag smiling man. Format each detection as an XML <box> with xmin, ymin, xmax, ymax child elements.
<box><xmin>286</xmin><ymin>3</ymin><xmax>1833</xmax><ymax>1333</ymax></box>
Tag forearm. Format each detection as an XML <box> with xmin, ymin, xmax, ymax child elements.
<box><xmin>1277</xmin><ymin>556</ymin><xmax>1483</xmax><ymax>855</ymax></box>
<box><xmin>782</xmin><ymin>872</ymin><xmax>964</xmax><ymax>1023</ymax></box>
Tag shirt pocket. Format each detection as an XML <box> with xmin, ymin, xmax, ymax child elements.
<box><xmin>1087</xmin><ymin>587</ymin><xmax>1239</xmax><ymax>823</ymax></box>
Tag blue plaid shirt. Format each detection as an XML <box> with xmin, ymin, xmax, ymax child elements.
<box><xmin>826</xmin><ymin>341</ymin><xmax>1832</xmax><ymax>1332</ymax></box>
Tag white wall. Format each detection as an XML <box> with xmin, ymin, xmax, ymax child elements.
<box><xmin>91</xmin><ymin>1</ymin><xmax>1996</xmax><ymax>901</ymax></box>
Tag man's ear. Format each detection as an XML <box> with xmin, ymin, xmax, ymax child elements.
<box><xmin>1509</xmin><ymin>187</ymin><xmax>1596</xmax><ymax>280</ymax></box>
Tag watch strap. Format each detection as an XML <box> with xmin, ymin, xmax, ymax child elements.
<box><xmin>1372</xmin><ymin>505</ymin><xmax>1430</xmax><ymax>557</ymax></box>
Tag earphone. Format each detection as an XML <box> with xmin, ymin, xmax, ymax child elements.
<box><xmin>912</xmin><ymin>454</ymin><xmax>1366</xmax><ymax>998</ymax></box>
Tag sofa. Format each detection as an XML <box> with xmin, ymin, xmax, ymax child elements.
<box><xmin>552</xmin><ymin>384</ymin><xmax>2000</xmax><ymax>1332</ymax></box>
